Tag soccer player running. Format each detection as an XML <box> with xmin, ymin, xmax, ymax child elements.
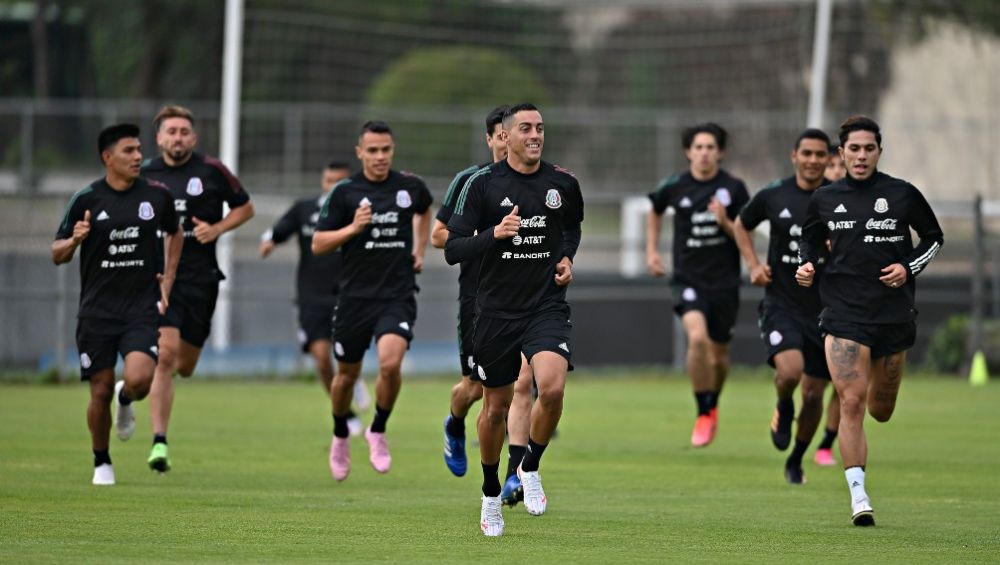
<box><xmin>796</xmin><ymin>115</ymin><xmax>943</xmax><ymax>526</ymax></box>
<box><xmin>733</xmin><ymin>129</ymin><xmax>833</xmax><ymax>484</ymax></box>
<box><xmin>432</xmin><ymin>105</ymin><xmax>533</xmax><ymax>504</ymax></box>
<box><xmin>313</xmin><ymin>121</ymin><xmax>432</xmax><ymax>482</ymax></box>
<box><xmin>259</xmin><ymin>161</ymin><xmax>370</xmax><ymax>435</ymax></box>
<box><xmin>446</xmin><ymin>103</ymin><xmax>583</xmax><ymax>537</ymax></box>
<box><xmin>52</xmin><ymin>124</ymin><xmax>182</xmax><ymax>485</ymax></box>
<box><xmin>814</xmin><ymin>141</ymin><xmax>847</xmax><ymax>467</ymax></box>
<box><xmin>646</xmin><ymin>123</ymin><xmax>749</xmax><ymax>447</ymax></box>
<box><xmin>142</xmin><ymin>106</ymin><xmax>255</xmax><ymax>473</ymax></box>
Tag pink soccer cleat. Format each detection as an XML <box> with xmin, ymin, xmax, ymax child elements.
<box><xmin>691</xmin><ymin>413</ymin><xmax>716</xmax><ymax>447</ymax></box>
<box><xmin>814</xmin><ymin>448</ymin><xmax>836</xmax><ymax>467</ymax></box>
<box><xmin>364</xmin><ymin>428</ymin><xmax>392</xmax><ymax>473</ymax></box>
<box><xmin>329</xmin><ymin>436</ymin><xmax>351</xmax><ymax>481</ymax></box>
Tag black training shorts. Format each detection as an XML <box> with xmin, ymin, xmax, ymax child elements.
<box><xmin>160</xmin><ymin>280</ymin><xmax>219</xmax><ymax>348</ymax></box>
<box><xmin>472</xmin><ymin>303</ymin><xmax>573</xmax><ymax>389</ymax></box>
<box><xmin>76</xmin><ymin>313</ymin><xmax>159</xmax><ymax>380</ymax></box>
<box><xmin>456</xmin><ymin>295</ymin><xmax>476</xmax><ymax>377</ymax></box>
<box><xmin>758</xmin><ymin>304</ymin><xmax>830</xmax><ymax>380</ymax></box>
<box><xmin>298</xmin><ymin>301</ymin><xmax>336</xmax><ymax>353</ymax></box>
<box><xmin>671</xmin><ymin>284</ymin><xmax>739</xmax><ymax>344</ymax></box>
<box><xmin>332</xmin><ymin>295</ymin><xmax>416</xmax><ymax>363</ymax></box>
<box><xmin>819</xmin><ymin>317</ymin><xmax>916</xmax><ymax>360</ymax></box>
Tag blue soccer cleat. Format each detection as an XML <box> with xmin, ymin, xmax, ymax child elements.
<box><xmin>500</xmin><ymin>473</ymin><xmax>523</xmax><ymax>507</ymax></box>
<box><xmin>443</xmin><ymin>416</ymin><xmax>467</xmax><ymax>477</ymax></box>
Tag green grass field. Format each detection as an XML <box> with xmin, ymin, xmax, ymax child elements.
<box><xmin>1</xmin><ymin>371</ymin><xmax>998</xmax><ymax>563</ymax></box>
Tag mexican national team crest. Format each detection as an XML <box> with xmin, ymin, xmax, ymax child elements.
<box><xmin>186</xmin><ymin>177</ymin><xmax>204</xmax><ymax>196</ymax></box>
<box><xmin>714</xmin><ymin>187</ymin><xmax>732</xmax><ymax>207</ymax></box>
<box><xmin>396</xmin><ymin>190</ymin><xmax>412</xmax><ymax>209</ymax></box>
<box><xmin>874</xmin><ymin>198</ymin><xmax>889</xmax><ymax>213</ymax></box>
<box><xmin>138</xmin><ymin>201</ymin><xmax>155</xmax><ymax>220</ymax></box>
<box><xmin>545</xmin><ymin>188</ymin><xmax>562</xmax><ymax>209</ymax></box>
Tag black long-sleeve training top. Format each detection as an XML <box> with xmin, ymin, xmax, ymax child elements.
<box><xmin>799</xmin><ymin>170</ymin><xmax>943</xmax><ymax>324</ymax></box>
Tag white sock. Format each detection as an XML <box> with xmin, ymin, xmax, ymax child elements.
<box><xmin>845</xmin><ymin>466</ymin><xmax>868</xmax><ymax>501</ymax></box>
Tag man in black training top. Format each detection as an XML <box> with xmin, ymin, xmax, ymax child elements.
<box><xmin>813</xmin><ymin>140</ymin><xmax>848</xmax><ymax>468</ymax></box>
<box><xmin>646</xmin><ymin>123</ymin><xmax>749</xmax><ymax>447</ymax></box>
<box><xmin>313</xmin><ymin>121</ymin><xmax>432</xmax><ymax>483</ymax></box>
<box><xmin>433</xmin><ymin>105</ymin><xmax>537</xmax><ymax>507</ymax></box>
<box><xmin>52</xmin><ymin>124</ymin><xmax>182</xmax><ymax>486</ymax></box>
<box><xmin>141</xmin><ymin>105</ymin><xmax>255</xmax><ymax>473</ymax></box>
<box><xmin>260</xmin><ymin>161</ymin><xmax>370</xmax><ymax>435</ymax></box>
<box><xmin>446</xmin><ymin>103</ymin><xmax>583</xmax><ymax>537</ymax></box>
<box><xmin>733</xmin><ymin>128</ymin><xmax>833</xmax><ymax>485</ymax></box>
<box><xmin>796</xmin><ymin>115</ymin><xmax>943</xmax><ymax>526</ymax></box>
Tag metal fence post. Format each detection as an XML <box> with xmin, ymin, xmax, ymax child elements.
<box><xmin>969</xmin><ymin>195</ymin><xmax>984</xmax><ymax>369</ymax></box>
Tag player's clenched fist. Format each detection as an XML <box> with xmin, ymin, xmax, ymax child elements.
<box><xmin>795</xmin><ymin>262</ymin><xmax>815</xmax><ymax>287</ymax></box>
<box><xmin>493</xmin><ymin>205</ymin><xmax>520</xmax><ymax>240</ymax></box>
<box><xmin>73</xmin><ymin>210</ymin><xmax>92</xmax><ymax>244</ymax></box>
<box><xmin>351</xmin><ymin>201</ymin><xmax>373</xmax><ymax>233</ymax></box>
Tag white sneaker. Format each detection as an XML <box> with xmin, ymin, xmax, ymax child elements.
<box><xmin>353</xmin><ymin>378</ymin><xmax>372</xmax><ymax>412</ymax></box>
<box><xmin>480</xmin><ymin>496</ymin><xmax>504</xmax><ymax>537</ymax></box>
<box><xmin>113</xmin><ymin>380</ymin><xmax>135</xmax><ymax>441</ymax></box>
<box><xmin>851</xmin><ymin>496</ymin><xmax>875</xmax><ymax>526</ymax></box>
<box><xmin>92</xmin><ymin>463</ymin><xmax>115</xmax><ymax>486</ymax></box>
<box><xmin>517</xmin><ymin>465</ymin><xmax>547</xmax><ymax>516</ymax></box>
<box><xmin>347</xmin><ymin>415</ymin><xmax>363</xmax><ymax>437</ymax></box>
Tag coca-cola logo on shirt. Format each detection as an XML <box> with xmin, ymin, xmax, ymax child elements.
<box><xmin>109</xmin><ymin>226</ymin><xmax>140</xmax><ymax>240</ymax></box>
<box><xmin>519</xmin><ymin>215</ymin><xmax>547</xmax><ymax>228</ymax></box>
<box><xmin>865</xmin><ymin>218</ymin><xmax>898</xmax><ymax>231</ymax></box>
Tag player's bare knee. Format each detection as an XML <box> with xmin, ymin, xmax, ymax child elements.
<box><xmin>536</xmin><ymin>385</ymin><xmax>564</xmax><ymax>408</ymax></box>
<box><xmin>688</xmin><ymin>331</ymin><xmax>711</xmax><ymax>352</ymax></box>
<box><xmin>839</xmin><ymin>394</ymin><xmax>866</xmax><ymax>419</ymax></box>
<box><xmin>157</xmin><ymin>346</ymin><xmax>179</xmax><ymax>373</ymax></box>
<box><xmin>774</xmin><ymin>369</ymin><xmax>799</xmax><ymax>391</ymax></box>
<box><xmin>379</xmin><ymin>358</ymin><xmax>402</xmax><ymax>379</ymax></box>
<box><xmin>868</xmin><ymin>399</ymin><xmax>896</xmax><ymax>423</ymax></box>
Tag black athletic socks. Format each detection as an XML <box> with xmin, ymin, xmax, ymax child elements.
<box><xmin>519</xmin><ymin>438</ymin><xmax>548</xmax><ymax>472</ymax></box>
<box><xmin>370</xmin><ymin>405</ymin><xmax>392</xmax><ymax>433</ymax></box>
<box><xmin>786</xmin><ymin>438</ymin><xmax>810</xmax><ymax>469</ymax></box>
<box><xmin>93</xmin><ymin>449</ymin><xmax>111</xmax><ymax>467</ymax></box>
<box><xmin>153</xmin><ymin>434</ymin><xmax>167</xmax><ymax>445</ymax></box>
<box><xmin>506</xmin><ymin>445</ymin><xmax>527</xmax><ymax>479</ymax></box>
<box><xmin>482</xmin><ymin>461</ymin><xmax>502</xmax><ymax>497</ymax></box>
<box><xmin>446</xmin><ymin>412</ymin><xmax>465</xmax><ymax>438</ymax></box>
<box><xmin>695</xmin><ymin>391</ymin><xmax>714</xmax><ymax>416</ymax></box>
<box><xmin>333</xmin><ymin>414</ymin><xmax>350</xmax><ymax>438</ymax></box>
<box><xmin>818</xmin><ymin>427</ymin><xmax>838</xmax><ymax>450</ymax></box>
<box><xmin>118</xmin><ymin>387</ymin><xmax>133</xmax><ymax>406</ymax></box>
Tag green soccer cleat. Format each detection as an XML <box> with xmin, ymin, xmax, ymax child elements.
<box><xmin>148</xmin><ymin>443</ymin><xmax>171</xmax><ymax>473</ymax></box>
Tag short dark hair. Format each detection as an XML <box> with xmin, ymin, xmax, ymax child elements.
<box><xmin>828</xmin><ymin>140</ymin><xmax>840</xmax><ymax>153</ymax></box>
<box><xmin>486</xmin><ymin>105</ymin><xmax>510</xmax><ymax>135</ymax></box>
<box><xmin>325</xmin><ymin>160</ymin><xmax>351</xmax><ymax>171</ymax></box>
<box><xmin>153</xmin><ymin>105</ymin><xmax>195</xmax><ymax>131</ymax></box>
<box><xmin>682</xmin><ymin>122</ymin><xmax>727</xmax><ymax>151</ymax></box>
<box><xmin>359</xmin><ymin>120</ymin><xmax>392</xmax><ymax>140</ymax></box>
<box><xmin>98</xmin><ymin>123</ymin><xmax>140</xmax><ymax>158</ymax></box>
<box><xmin>794</xmin><ymin>128</ymin><xmax>831</xmax><ymax>150</ymax></box>
<box><xmin>502</xmin><ymin>103</ymin><xmax>540</xmax><ymax>129</ymax></box>
<box><xmin>839</xmin><ymin>115</ymin><xmax>881</xmax><ymax>146</ymax></box>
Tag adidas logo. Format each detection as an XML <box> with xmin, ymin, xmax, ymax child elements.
<box><xmin>150</xmin><ymin>345</ymin><xmax>158</xmax><ymax>355</ymax></box>
<box><xmin>558</xmin><ymin>342</ymin><xmax>569</xmax><ymax>353</ymax></box>
<box><xmin>97</xmin><ymin>211</ymin><xmax>110</xmax><ymax>221</ymax></box>
<box><xmin>779</xmin><ymin>208</ymin><xmax>792</xmax><ymax>219</ymax></box>
<box><xmin>834</xmin><ymin>204</ymin><xmax>847</xmax><ymax>213</ymax></box>
<box><xmin>679</xmin><ymin>196</ymin><xmax>693</xmax><ymax>208</ymax></box>
<box><xmin>399</xmin><ymin>321</ymin><xmax>410</xmax><ymax>331</ymax></box>
<box><xmin>359</xmin><ymin>197</ymin><xmax>372</xmax><ymax>207</ymax></box>
<box><xmin>500</xmin><ymin>197</ymin><xmax>514</xmax><ymax>207</ymax></box>
<box><xmin>851</xmin><ymin>481</ymin><xmax>860</xmax><ymax>487</ymax></box>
